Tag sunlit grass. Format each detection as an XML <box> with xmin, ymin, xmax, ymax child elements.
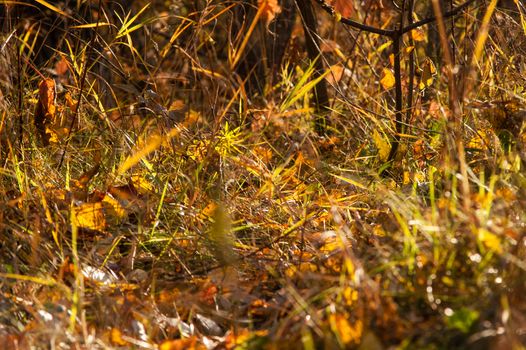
<box><xmin>0</xmin><ymin>1</ymin><xmax>525</xmax><ymax>349</ymax></box>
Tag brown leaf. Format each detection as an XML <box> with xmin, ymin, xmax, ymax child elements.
<box><xmin>34</xmin><ymin>78</ymin><xmax>56</xmax><ymax>146</ymax></box>
<box><xmin>54</xmin><ymin>56</ymin><xmax>69</xmax><ymax>76</ymax></box>
<box><xmin>76</xmin><ymin>163</ymin><xmax>101</xmax><ymax>189</ymax></box>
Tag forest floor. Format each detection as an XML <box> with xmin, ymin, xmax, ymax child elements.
<box><xmin>0</xmin><ymin>1</ymin><xmax>526</xmax><ymax>349</ymax></box>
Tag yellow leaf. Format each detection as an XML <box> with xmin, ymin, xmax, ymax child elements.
<box><xmin>131</xmin><ymin>173</ymin><xmax>155</xmax><ymax>194</ymax></box>
<box><xmin>478</xmin><ymin>228</ymin><xmax>502</xmax><ymax>253</ymax></box>
<box><xmin>201</xmin><ymin>201</ymin><xmax>218</xmax><ymax>219</ymax></box>
<box><xmin>331</xmin><ymin>174</ymin><xmax>368</xmax><ymax>190</ymax></box>
<box><xmin>64</xmin><ymin>91</ymin><xmax>78</xmax><ymax>111</ymax></box>
<box><xmin>72</xmin><ymin>202</ymin><xmax>106</xmax><ymax>231</ymax></box>
<box><xmin>380</xmin><ymin>68</ymin><xmax>395</xmax><ymax>90</ymax></box>
<box><xmin>329</xmin><ymin>313</ymin><xmax>363</xmax><ymax>345</ymax></box>
<box><xmin>343</xmin><ymin>287</ymin><xmax>359</xmax><ymax>306</ymax></box>
<box><xmin>419</xmin><ymin>57</ymin><xmax>437</xmax><ymax>90</ymax></box>
<box><xmin>102</xmin><ymin>194</ymin><xmax>127</xmax><ymax>222</ymax></box>
<box><xmin>110</xmin><ymin>328</ymin><xmax>128</xmax><ymax>346</ymax></box>
<box><xmin>411</xmin><ymin>28</ymin><xmax>426</xmax><ymax>42</ymax></box>
<box><xmin>372</xmin><ymin>129</ymin><xmax>391</xmax><ymax>161</ymax></box>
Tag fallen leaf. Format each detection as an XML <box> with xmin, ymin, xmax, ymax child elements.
<box><xmin>72</xmin><ymin>202</ymin><xmax>106</xmax><ymax>232</ymax></box>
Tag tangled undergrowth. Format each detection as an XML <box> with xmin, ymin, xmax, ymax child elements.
<box><xmin>0</xmin><ymin>0</ymin><xmax>525</xmax><ymax>349</ymax></box>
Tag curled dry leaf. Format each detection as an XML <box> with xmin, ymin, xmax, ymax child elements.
<box><xmin>34</xmin><ymin>78</ymin><xmax>56</xmax><ymax>146</ymax></box>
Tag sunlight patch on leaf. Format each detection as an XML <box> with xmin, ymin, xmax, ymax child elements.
<box><xmin>102</xmin><ymin>194</ymin><xmax>127</xmax><ymax>223</ymax></box>
<box><xmin>131</xmin><ymin>173</ymin><xmax>156</xmax><ymax>195</ymax></box>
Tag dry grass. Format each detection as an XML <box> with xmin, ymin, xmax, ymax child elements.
<box><xmin>0</xmin><ymin>1</ymin><xmax>525</xmax><ymax>349</ymax></box>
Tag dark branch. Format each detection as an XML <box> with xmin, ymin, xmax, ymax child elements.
<box><xmin>312</xmin><ymin>0</ymin><xmax>480</xmax><ymax>37</ymax></box>
<box><xmin>312</xmin><ymin>0</ymin><xmax>394</xmax><ymax>36</ymax></box>
<box><xmin>401</xmin><ymin>0</ymin><xmax>480</xmax><ymax>34</ymax></box>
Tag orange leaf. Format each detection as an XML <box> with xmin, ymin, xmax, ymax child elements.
<box><xmin>258</xmin><ymin>0</ymin><xmax>281</xmax><ymax>27</ymax></box>
<box><xmin>110</xmin><ymin>328</ymin><xmax>128</xmax><ymax>346</ymax></box>
<box><xmin>159</xmin><ymin>337</ymin><xmax>204</xmax><ymax>350</ymax></box>
<box><xmin>331</xmin><ymin>0</ymin><xmax>354</xmax><ymax>18</ymax></box>
<box><xmin>329</xmin><ymin>313</ymin><xmax>363</xmax><ymax>345</ymax></box>
<box><xmin>411</xmin><ymin>28</ymin><xmax>426</xmax><ymax>42</ymax></box>
<box><xmin>64</xmin><ymin>91</ymin><xmax>78</xmax><ymax>111</ymax></box>
<box><xmin>54</xmin><ymin>56</ymin><xmax>69</xmax><ymax>75</ymax></box>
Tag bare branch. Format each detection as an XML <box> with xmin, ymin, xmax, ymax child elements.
<box><xmin>312</xmin><ymin>0</ymin><xmax>394</xmax><ymax>36</ymax></box>
<box><xmin>312</xmin><ymin>0</ymin><xmax>480</xmax><ymax>37</ymax></box>
<box><xmin>401</xmin><ymin>0</ymin><xmax>480</xmax><ymax>34</ymax></box>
